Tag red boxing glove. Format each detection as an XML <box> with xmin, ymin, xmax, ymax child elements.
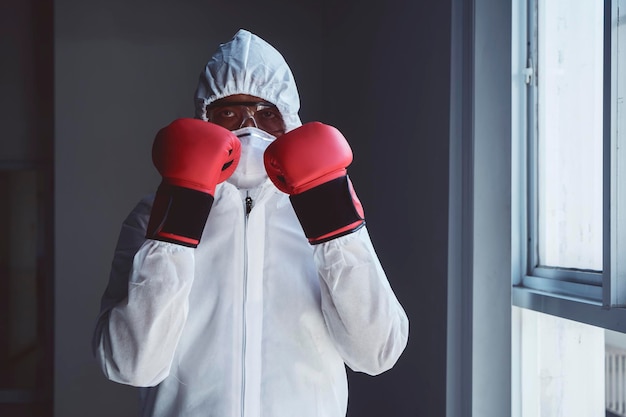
<box><xmin>264</xmin><ymin>122</ymin><xmax>365</xmax><ymax>244</ymax></box>
<box><xmin>146</xmin><ymin>118</ymin><xmax>241</xmax><ymax>247</ymax></box>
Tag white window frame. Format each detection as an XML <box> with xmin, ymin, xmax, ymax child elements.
<box><xmin>512</xmin><ymin>0</ymin><xmax>626</xmax><ymax>333</ymax></box>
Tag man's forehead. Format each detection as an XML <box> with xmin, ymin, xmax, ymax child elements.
<box><xmin>213</xmin><ymin>94</ymin><xmax>266</xmax><ymax>104</ymax></box>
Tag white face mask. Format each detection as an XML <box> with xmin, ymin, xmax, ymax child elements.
<box><xmin>227</xmin><ymin>127</ymin><xmax>276</xmax><ymax>189</ymax></box>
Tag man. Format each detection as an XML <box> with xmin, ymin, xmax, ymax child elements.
<box><xmin>93</xmin><ymin>29</ymin><xmax>408</xmax><ymax>417</ymax></box>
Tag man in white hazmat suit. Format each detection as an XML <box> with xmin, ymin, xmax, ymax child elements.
<box><xmin>93</xmin><ymin>29</ymin><xmax>409</xmax><ymax>417</ymax></box>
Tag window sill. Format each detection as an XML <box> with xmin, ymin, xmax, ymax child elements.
<box><xmin>512</xmin><ymin>286</ymin><xmax>626</xmax><ymax>333</ymax></box>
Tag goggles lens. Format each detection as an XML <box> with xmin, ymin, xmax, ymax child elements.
<box><xmin>206</xmin><ymin>101</ymin><xmax>285</xmax><ymax>134</ymax></box>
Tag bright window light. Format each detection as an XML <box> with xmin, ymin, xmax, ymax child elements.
<box><xmin>536</xmin><ymin>0</ymin><xmax>604</xmax><ymax>271</ymax></box>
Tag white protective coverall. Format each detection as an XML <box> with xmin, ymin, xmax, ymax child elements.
<box><xmin>93</xmin><ymin>29</ymin><xmax>409</xmax><ymax>417</ymax></box>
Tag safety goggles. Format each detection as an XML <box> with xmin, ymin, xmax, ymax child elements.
<box><xmin>206</xmin><ymin>101</ymin><xmax>285</xmax><ymax>135</ymax></box>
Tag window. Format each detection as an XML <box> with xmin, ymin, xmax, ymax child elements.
<box><xmin>513</xmin><ymin>0</ymin><xmax>626</xmax><ymax>328</ymax></box>
<box><xmin>534</xmin><ymin>0</ymin><xmax>604</xmax><ymax>274</ymax></box>
<box><xmin>512</xmin><ymin>1</ymin><xmax>626</xmax><ymax>416</ymax></box>
<box><xmin>514</xmin><ymin>307</ymin><xmax>605</xmax><ymax>417</ymax></box>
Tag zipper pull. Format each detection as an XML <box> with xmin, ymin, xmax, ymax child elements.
<box><xmin>245</xmin><ymin>196</ymin><xmax>253</xmax><ymax>215</ymax></box>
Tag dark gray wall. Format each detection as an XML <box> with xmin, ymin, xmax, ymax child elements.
<box><xmin>317</xmin><ymin>4</ymin><xmax>451</xmax><ymax>417</ymax></box>
<box><xmin>51</xmin><ymin>1</ymin><xmax>452</xmax><ymax>416</ymax></box>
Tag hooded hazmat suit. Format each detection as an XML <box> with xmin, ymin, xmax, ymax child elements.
<box><xmin>93</xmin><ymin>29</ymin><xmax>409</xmax><ymax>417</ymax></box>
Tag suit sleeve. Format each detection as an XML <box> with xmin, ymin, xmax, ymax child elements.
<box><xmin>92</xmin><ymin>196</ymin><xmax>196</xmax><ymax>387</ymax></box>
<box><xmin>314</xmin><ymin>226</ymin><xmax>409</xmax><ymax>375</ymax></box>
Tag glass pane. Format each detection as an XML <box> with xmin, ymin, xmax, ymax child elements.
<box><xmin>515</xmin><ymin>307</ymin><xmax>605</xmax><ymax>417</ymax></box>
<box><xmin>605</xmin><ymin>329</ymin><xmax>626</xmax><ymax>415</ymax></box>
<box><xmin>537</xmin><ymin>0</ymin><xmax>604</xmax><ymax>271</ymax></box>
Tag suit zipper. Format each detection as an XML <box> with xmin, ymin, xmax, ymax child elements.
<box><xmin>241</xmin><ymin>192</ymin><xmax>253</xmax><ymax>417</ymax></box>
<box><xmin>246</xmin><ymin>195</ymin><xmax>253</xmax><ymax>215</ymax></box>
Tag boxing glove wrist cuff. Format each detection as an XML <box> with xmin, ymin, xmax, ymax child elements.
<box><xmin>289</xmin><ymin>176</ymin><xmax>365</xmax><ymax>245</ymax></box>
<box><xmin>146</xmin><ymin>183</ymin><xmax>214</xmax><ymax>248</ymax></box>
